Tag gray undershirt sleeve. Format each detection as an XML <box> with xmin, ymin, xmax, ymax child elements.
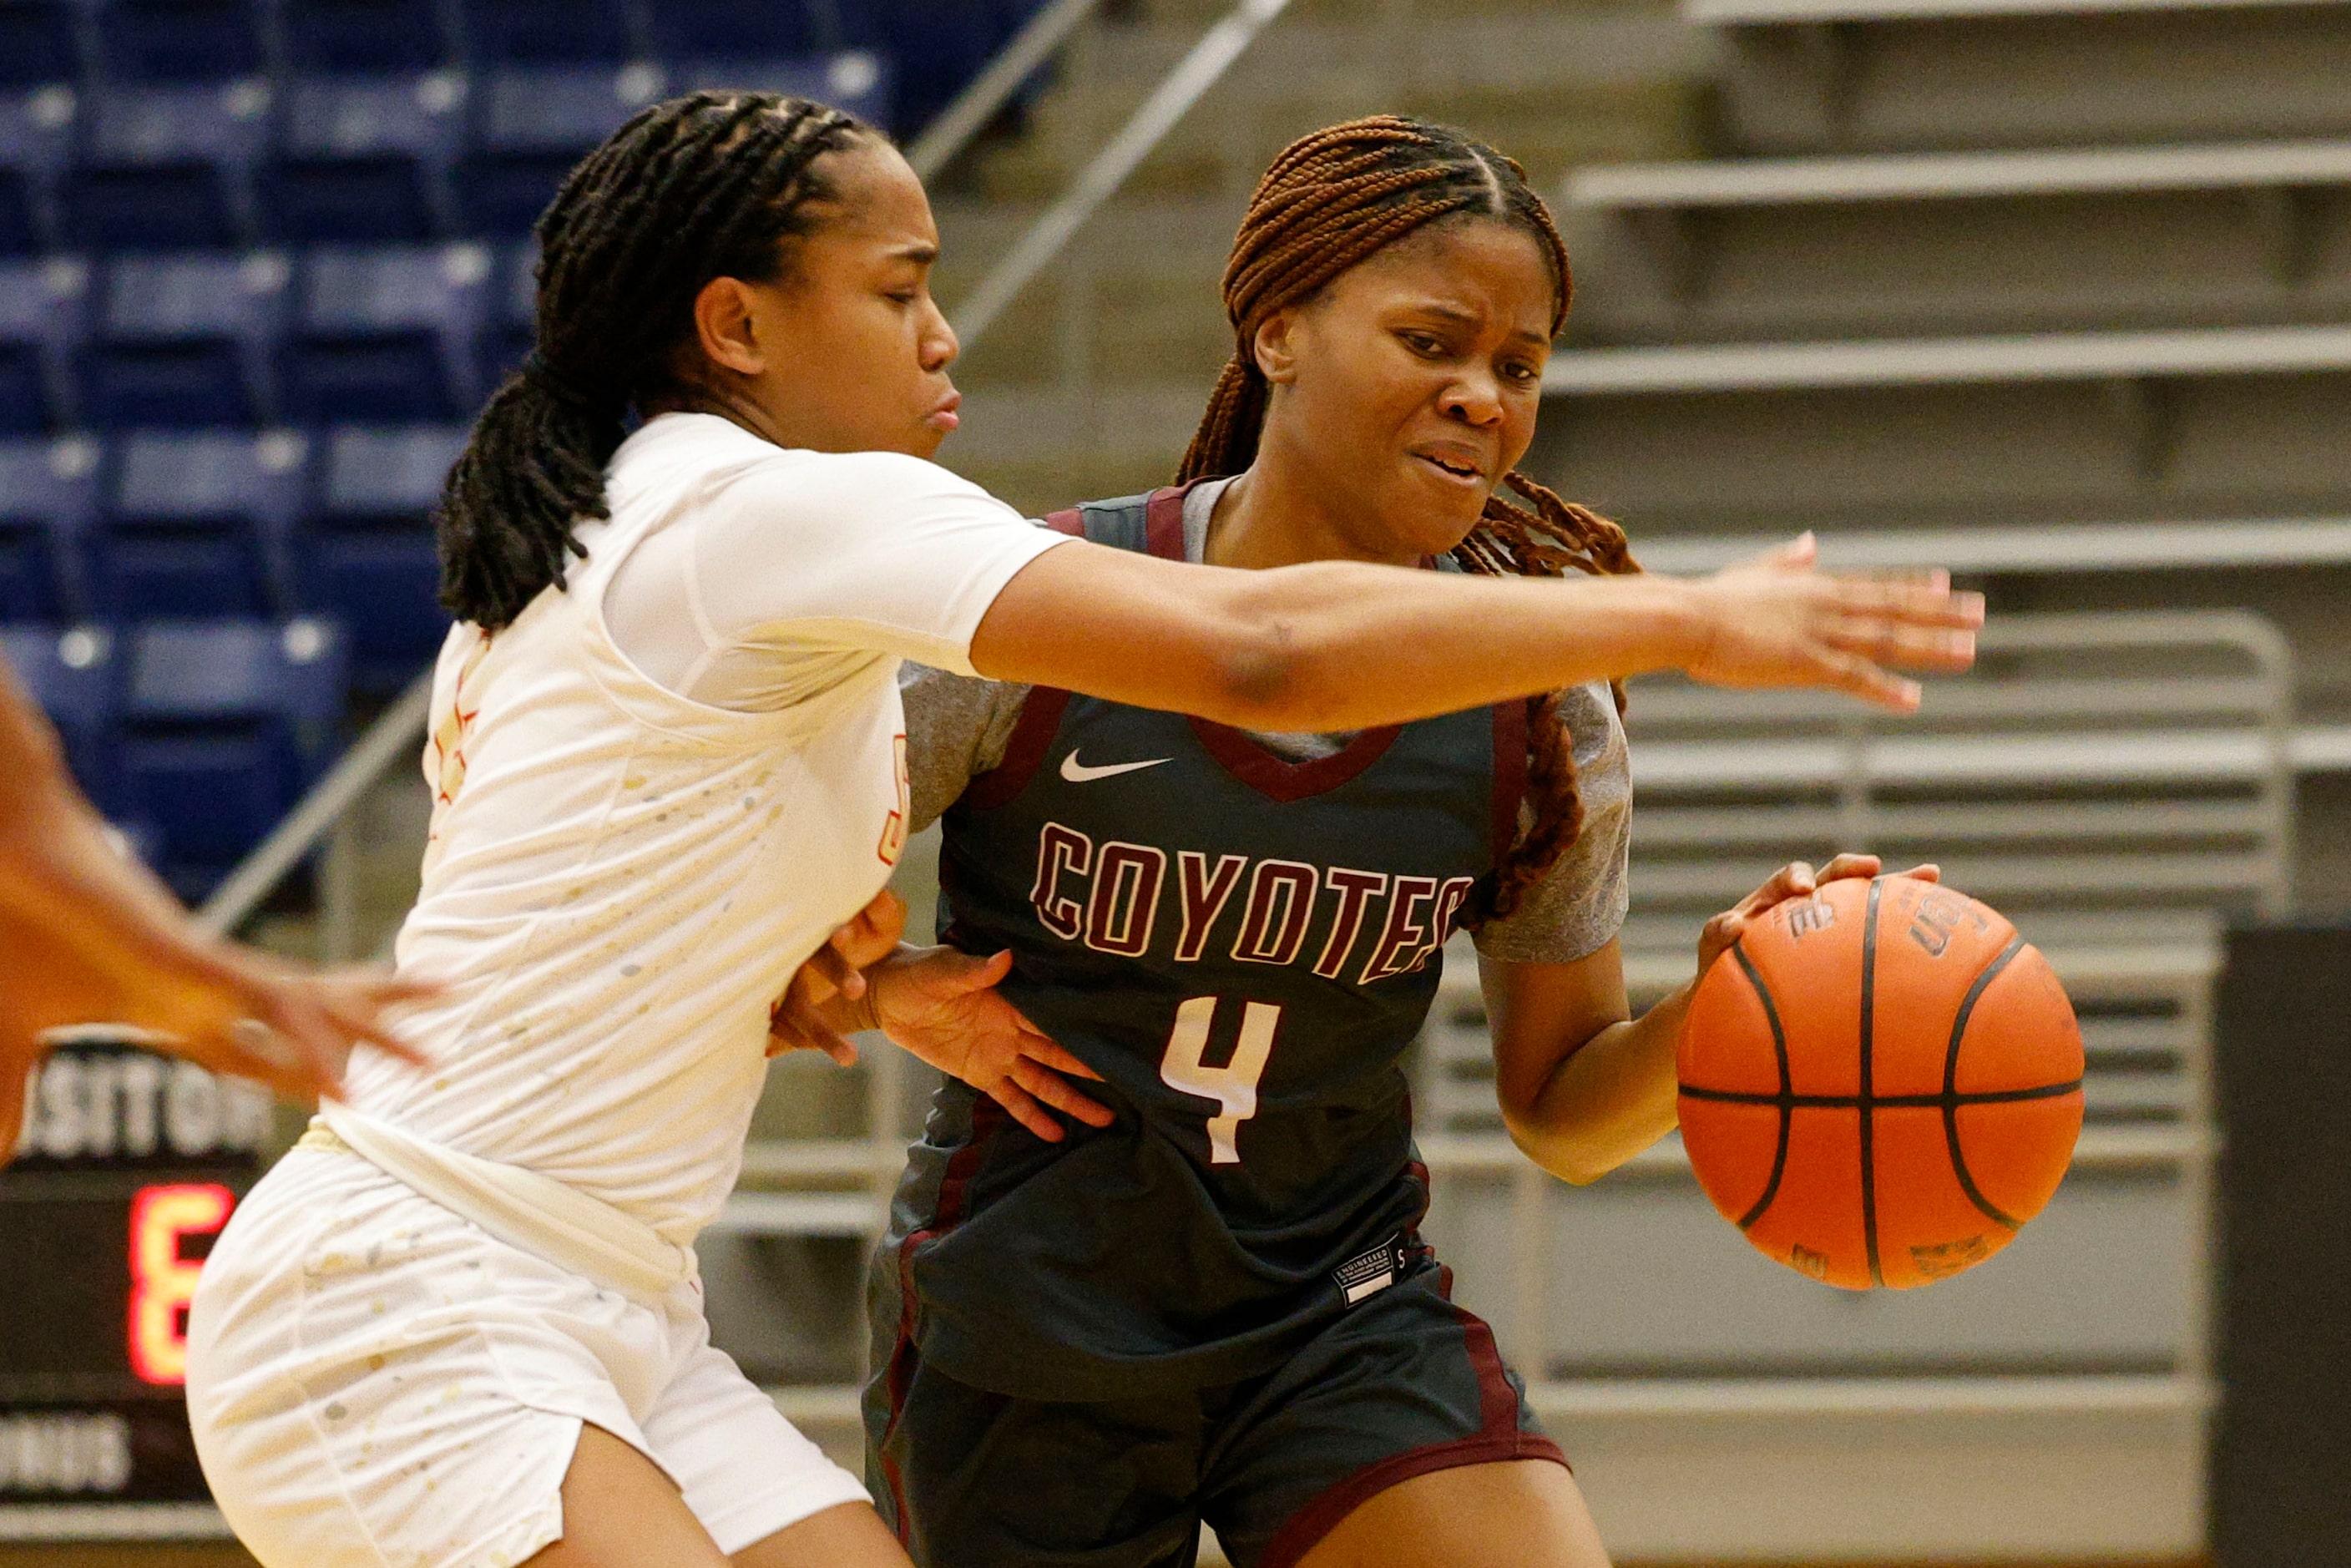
<box><xmin>1472</xmin><ymin>680</ymin><xmax>1635</xmax><ymax>968</ymax></box>
<box><xmin>902</xmin><ymin>662</ymin><xmax>1032</xmax><ymax>834</ymax></box>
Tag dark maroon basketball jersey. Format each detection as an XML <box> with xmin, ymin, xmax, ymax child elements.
<box><xmin>885</xmin><ymin>483</ymin><xmax>1524</xmax><ymax>1401</ymax></box>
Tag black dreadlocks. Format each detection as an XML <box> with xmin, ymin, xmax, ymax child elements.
<box><xmin>437</xmin><ymin>92</ymin><xmax>872</xmax><ymax>630</ymax></box>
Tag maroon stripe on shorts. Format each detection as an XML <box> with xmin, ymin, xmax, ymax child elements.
<box><xmin>1257</xmin><ymin>1297</ymin><xmax>1567</xmax><ymax>1568</ymax></box>
<box><xmin>879</xmin><ymin>1098</ymin><xmax>1008</xmax><ymax>1544</ymax></box>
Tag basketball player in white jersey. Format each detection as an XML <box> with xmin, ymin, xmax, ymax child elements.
<box><xmin>185</xmin><ymin>94</ymin><xmax>1979</xmax><ymax>1568</ymax></box>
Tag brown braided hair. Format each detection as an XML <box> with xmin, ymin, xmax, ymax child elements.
<box><xmin>438</xmin><ymin>92</ymin><xmax>872</xmax><ymax>630</ymax></box>
<box><xmin>1179</xmin><ymin>115</ymin><xmax>1640</xmax><ymax>926</ymax></box>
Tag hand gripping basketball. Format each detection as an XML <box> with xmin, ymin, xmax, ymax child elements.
<box><xmin>1677</xmin><ymin>869</ymin><xmax>2085</xmax><ymax>1290</ymax></box>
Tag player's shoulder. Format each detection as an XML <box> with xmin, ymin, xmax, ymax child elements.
<box><xmin>624</xmin><ymin>413</ymin><xmax>1002</xmax><ymax>513</ymax></box>
<box><xmin>723</xmin><ymin>438</ymin><xmax>990</xmax><ymax>503</ymax></box>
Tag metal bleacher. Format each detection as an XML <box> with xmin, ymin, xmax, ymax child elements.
<box><xmin>1499</xmin><ymin>0</ymin><xmax>2349</xmax><ymax>1554</ymax></box>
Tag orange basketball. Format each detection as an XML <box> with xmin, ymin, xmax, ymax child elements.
<box><xmin>1676</xmin><ymin>875</ymin><xmax>2083</xmax><ymax>1290</ymax></box>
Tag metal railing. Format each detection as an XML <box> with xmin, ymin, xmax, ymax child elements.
<box><xmin>905</xmin><ymin>0</ymin><xmax>1110</xmax><ymax>183</ymax></box>
<box><xmin>950</xmin><ymin>0</ymin><xmax>1295</xmax><ymax>351</ymax></box>
<box><xmin>194</xmin><ymin>667</ymin><xmax>433</xmax><ymax>949</ymax></box>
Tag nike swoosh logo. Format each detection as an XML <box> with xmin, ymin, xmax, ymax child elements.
<box><xmin>1060</xmin><ymin>750</ymin><xmax>1172</xmax><ymax>784</ymax></box>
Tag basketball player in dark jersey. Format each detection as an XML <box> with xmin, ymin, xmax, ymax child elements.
<box><xmin>845</xmin><ymin>119</ymin><xmax>1963</xmax><ymax>1568</ymax></box>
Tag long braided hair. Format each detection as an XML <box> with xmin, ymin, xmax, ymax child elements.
<box><xmin>437</xmin><ymin>92</ymin><xmax>872</xmax><ymax>630</ymax></box>
<box><xmin>1180</xmin><ymin>115</ymin><xmax>1641</xmax><ymax>925</ymax></box>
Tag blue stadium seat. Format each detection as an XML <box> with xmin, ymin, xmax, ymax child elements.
<box><xmin>665</xmin><ymin>51</ymin><xmax>892</xmax><ymax>128</ymax></box>
<box><xmin>282</xmin><ymin>0</ymin><xmax>457</xmax><ymax>73</ymax></box>
<box><xmin>875</xmin><ymin>2</ymin><xmax>1034</xmax><ymax>139</ymax></box>
<box><xmin>81</xmin><ymin>250</ymin><xmax>289</xmax><ymax>427</ymax></box>
<box><xmin>118</xmin><ymin>615</ymin><xmax>346</xmax><ymax>896</ymax></box>
<box><xmin>0</xmin><ymin>257</ymin><xmax>90</xmax><ymax>432</ymax></box>
<box><xmin>281</xmin><ymin>243</ymin><xmax>488</xmax><ymax>420</ymax></box>
<box><xmin>645</xmin><ymin>0</ymin><xmax>826</xmax><ymax>61</ymax></box>
<box><xmin>458</xmin><ymin>0</ymin><xmax>637</xmax><ymax>63</ymax></box>
<box><xmin>480</xmin><ymin>238</ymin><xmax>533</xmax><ymax>383</ymax></box>
<box><xmin>1</xmin><ymin>621</ymin><xmax>119</xmax><ymax>797</ymax></box>
<box><xmin>457</xmin><ymin>65</ymin><xmax>660</xmax><ymax>235</ymax></box>
<box><xmin>0</xmin><ymin>436</ymin><xmax>99</xmax><ymax>621</ymax></box>
<box><xmin>0</xmin><ymin>3</ymin><xmax>81</xmax><ymax>89</ymax></box>
<box><xmin>265</xmin><ymin>73</ymin><xmax>466</xmax><ymax>242</ymax></box>
<box><xmin>68</xmin><ymin>82</ymin><xmax>271</xmax><ymax>251</ymax></box>
<box><xmin>95</xmin><ymin>0</ymin><xmax>265</xmax><ymax>84</ymax></box>
<box><xmin>98</xmin><ymin>428</ymin><xmax>306</xmax><ymax>617</ymax></box>
<box><xmin>0</xmin><ymin>85</ymin><xmax>78</xmax><ymax>254</ymax></box>
<box><xmin>305</xmin><ymin>422</ymin><xmax>459</xmax><ymax>686</ymax></box>
<box><xmin>0</xmin><ymin>171</ymin><xmax>34</xmax><ymax>256</ymax></box>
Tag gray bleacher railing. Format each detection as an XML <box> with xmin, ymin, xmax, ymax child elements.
<box><xmin>904</xmin><ymin>0</ymin><xmax>1110</xmax><ymax>183</ymax></box>
<box><xmin>949</xmin><ymin>0</ymin><xmax>1297</xmax><ymax>351</ymax></box>
<box><xmin>193</xmin><ymin>665</ymin><xmax>432</xmax><ymax>950</ymax></box>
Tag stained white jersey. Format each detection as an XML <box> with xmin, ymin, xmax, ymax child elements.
<box><xmin>342</xmin><ymin>413</ymin><xmax>1067</xmax><ymax>1243</ymax></box>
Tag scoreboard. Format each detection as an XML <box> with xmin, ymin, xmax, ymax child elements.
<box><xmin>2</xmin><ymin>1039</ymin><xmax>269</xmax><ymax>1535</ymax></box>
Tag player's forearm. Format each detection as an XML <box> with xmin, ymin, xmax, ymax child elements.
<box><xmin>1216</xmin><ymin>565</ymin><xmax>1707</xmax><ymax>732</ymax></box>
<box><xmin>0</xmin><ymin>670</ymin><xmax>230</xmax><ymax>1010</ymax></box>
<box><xmin>973</xmin><ymin>544</ymin><xmax>1711</xmax><ymax>734</ymax></box>
<box><xmin>1503</xmin><ymin>986</ymin><xmax>1687</xmax><ymax>1186</ymax></box>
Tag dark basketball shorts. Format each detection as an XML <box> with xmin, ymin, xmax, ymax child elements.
<box><xmin>862</xmin><ymin>1256</ymin><xmax>1566</xmax><ymax>1568</ymax></box>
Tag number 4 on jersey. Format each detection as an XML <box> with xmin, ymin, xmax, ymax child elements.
<box><xmin>1159</xmin><ymin>996</ymin><xmax>1282</xmax><ymax>1165</ymax></box>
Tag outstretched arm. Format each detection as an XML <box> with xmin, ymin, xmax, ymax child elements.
<box><xmin>0</xmin><ymin>663</ymin><xmax>430</xmax><ymax>1152</ymax></box>
<box><xmin>974</xmin><ymin>534</ymin><xmax>1982</xmax><ymax>735</ymax></box>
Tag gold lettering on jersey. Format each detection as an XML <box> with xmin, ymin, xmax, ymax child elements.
<box><xmin>1232</xmin><ymin>862</ymin><xmax>1319</xmax><ymax>966</ymax></box>
<box><xmin>1085</xmin><ymin>843</ymin><xmax>1168</xmax><ymax>956</ymax></box>
<box><xmin>1174</xmin><ymin>852</ymin><xmax>1247</xmax><ymax>962</ymax></box>
<box><xmin>1031</xmin><ymin>823</ymin><xmax>1094</xmax><ymax>940</ymax></box>
<box><xmin>1029</xmin><ymin>823</ymin><xmax>1469</xmax><ymax>985</ymax></box>
<box><xmin>1315</xmin><ymin>868</ymin><xmax>1389</xmax><ymax>979</ymax></box>
<box><xmin>424</xmin><ymin>632</ymin><xmax>493</xmax><ymax>863</ymax></box>
<box><xmin>877</xmin><ymin>732</ymin><xmax>911</xmax><ymax>867</ymax></box>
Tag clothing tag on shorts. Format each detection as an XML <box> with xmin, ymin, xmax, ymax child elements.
<box><xmin>1334</xmin><ymin>1237</ymin><xmax>1402</xmax><ymax>1305</ymax></box>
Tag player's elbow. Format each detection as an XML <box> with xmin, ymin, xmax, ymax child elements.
<box><xmin>1499</xmin><ymin>1092</ymin><xmax>1624</xmax><ymax>1186</ymax></box>
<box><xmin>1191</xmin><ymin>575</ymin><xmax>1361</xmax><ymax>731</ymax></box>
<box><xmin>1197</xmin><ymin>620</ymin><xmax>1317</xmax><ymax>730</ymax></box>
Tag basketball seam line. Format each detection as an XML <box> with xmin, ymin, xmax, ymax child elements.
<box><xmin>1860</xmin><ymin>877</ymin><xmax>1883</xmax><ymax>1288</ymax></box>
<box><xmin>1728</xmin><ymin>942</ymin><xmax>1793</xmax><ymax>1233</ymax></box>
<box><xmin>1679</xmin><ymin>1080</ymin><xmax>2084</xmax><ymax>1108</ymax></box>
<box><xmin>1944</xmin><ymin>933</ymin><xmax>2031</xmax><ymax>1232</ymax></box>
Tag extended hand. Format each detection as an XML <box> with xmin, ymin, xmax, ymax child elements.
<box><xmin>171</xmin><ymin>957</ymin><xmax>439</xmax><ymax>1103</ymax></box>
<box><xmin>1696</xmin><ymin>853</ymin><xmax>1941</xmax><ymax>978</ymax></box>
<box><xmin>766</xmin><ymin>889</ymin><xmax>909</xmax><ymax>1064</ymax></box>
<box><xmin>1687</xmin><ymin>534</ymin><xmax>1984</xmax><ymax>711</ymax></box>
<box><xmin>867</xmin><ymin>948</ymin><xmax>1114</xmax><ymax>1143</ymax></box>
<box><xmin>2</xmin><ymin>914</ymin><xmax>437</xmax><ymax>1156</ymax></box>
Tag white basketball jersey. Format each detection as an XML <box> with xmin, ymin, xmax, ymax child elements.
<box><xmin>345</xmin><ymin>416</ymin><xmax>1060</xmax><ymax>1242</ymax></box>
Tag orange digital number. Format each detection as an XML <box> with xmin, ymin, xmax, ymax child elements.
<box><xmin>128</xmin><ymin>1183</ymin><xmax>234</xmax><ymax>1386</ymax></box>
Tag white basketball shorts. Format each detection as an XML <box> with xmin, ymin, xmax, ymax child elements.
<box><xmin>186</xmin><ymin>1146</ymin><xmax>869</xmax><ymax>1568</ymax></box>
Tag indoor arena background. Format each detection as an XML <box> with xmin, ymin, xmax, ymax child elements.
<box><xmin>4</xmin><ymin>0</ymin><xmax>2348</xmax><ymax>1563</ymax></box>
